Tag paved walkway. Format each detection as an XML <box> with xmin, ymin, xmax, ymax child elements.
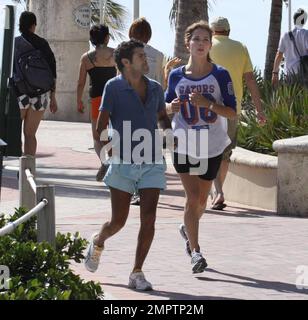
<box><xmin>1</xmin><ymin>121</ymin><xmax>308</xmax><ymax>300</ymax></box>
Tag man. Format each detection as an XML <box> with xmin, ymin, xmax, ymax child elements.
<box><xmin>210</xmin><ymin>17</ymin><xmax>266</xmax><ymax>210</ymax></box>
<box><xmin>128</xmin><ymin>17</ymin><xmax>166</xmax><ymax>205</ymax></box>
<box><xmin>129</xmin><ymin>17</ymin><xmax>166</xmax><ymax>85</ymax></box>
<box><xmin>84</xmin><ymin>40</ymin><xmax>172</xmax><ymax>291</ymax></box>
<box><xmin>272</xmin><ymin>8</ymin><xmax>308</xmax><ymax>86</ymax></box>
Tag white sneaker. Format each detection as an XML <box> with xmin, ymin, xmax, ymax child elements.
<box><xmin>128</xmin><ymin>271</ymin><xmax>153</xmax><ymax>291</ymax></box>
<box><xmin>191</xmin><ymin>250</ymin><xmax>207</xmax><ymax>274</ymax></box>
<box><xmin>84</xmin><ymin>233</ymin><xmax>104</xmax><ymax>273</ymax></box>
<box><xmin>179</xmin><ymin>224</ymin><xmax>192</xmax><ymax>257</ymax></box>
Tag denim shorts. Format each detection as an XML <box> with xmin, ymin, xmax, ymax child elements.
<box><xmin>103</xmin><ymin>160</ymin><xmax>167</xmax><ymax>195</ymax></box>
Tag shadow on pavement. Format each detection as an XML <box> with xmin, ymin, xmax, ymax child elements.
<box><xmin>54</xmin><ymin>184</ymin><xmax>110</xmax><ymax>199</ymax></box>
<box><xmin>102</xmin><ymin>282</ymin><xmax>239</xmax><ymax>300</ymax></box>
<box><xmin>196</xmin><ymin>268</ymin><xmax>308</xmax><ymax>296</ymax></box>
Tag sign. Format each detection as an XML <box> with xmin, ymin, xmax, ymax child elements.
<box><xmin>73</xmin><ymin>4</ymin><xmax>91</xmax><ymax>28</ymax></box>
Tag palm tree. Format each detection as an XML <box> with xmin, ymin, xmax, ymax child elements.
<box><xmin>264</xmin><ymin>0</ymin><xmax>288</xmax><ymax>81</ymax></box>
<box><xmin>170</xmin><ymin>0</ymin><xmax>209</xmax><ymax>62</ymax></box>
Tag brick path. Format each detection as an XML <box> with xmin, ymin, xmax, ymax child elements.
<box><xmin>1</xmin><ymin>121</ymin><xmax>308</xmax><ymax>300</ymax></box>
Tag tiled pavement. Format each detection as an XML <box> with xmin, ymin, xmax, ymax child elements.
<box><xmin>1</xmin><ymin>121</ymin><xmax>308</xmax><ymax>300</ymax></box>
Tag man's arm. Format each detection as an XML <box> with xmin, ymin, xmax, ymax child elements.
<box><xmin>158</xmin><ymin>108</ymin><xmax>177</xmax><ymax>150</ymax></box>
<box><xmin>243</xmin><ymin>71</ymin><xmax>266</xmax><ymax>124</ymax></box>
<box><xmin>272</xmin><ymin>51</ymin><xmax>284</xmax><ymax>87</ymax></box>
<box><xmin>157</xmin><ymin>108</ymin><xmax>172</xmax><ymax>130</ymax></box>
<box><xmin>96</xmin><ymin>110</ymin><xmax>110</xmax><ymax>143</ymax></box>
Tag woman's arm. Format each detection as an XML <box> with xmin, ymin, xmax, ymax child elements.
<box><xmin>189</xmin><ymin>92</ymin><xmax>237</xmax><ymax>119</ymax></box>
<box><xmin>76</xmin><ymin>56</ymin><xmax>87</xmax><ymax>113</ymax></box>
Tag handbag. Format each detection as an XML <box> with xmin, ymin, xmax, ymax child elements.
<box><xmin>289</xmin><ymin>31</ymin><xmax>308</xmax><ymax>84</ymax></box>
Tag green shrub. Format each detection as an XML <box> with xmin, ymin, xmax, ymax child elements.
<box><xmin>0</xmin><ymin>208</ymin><xmax>103</xmax><ymax>300</ymax></box>
<box><xmin>239</xmin><ymin>71</ymin><xmax>308</xmax><ymax>155</ymax></box>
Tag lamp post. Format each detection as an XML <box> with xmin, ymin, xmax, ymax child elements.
<box><xmin>100</xmin><ymin>0</ymin><xmax>108</xmax><ymax>24</ymax></box>
<box><xmin>133</xmin><ymin>0</ymin><xmax>139</xmax><ymax>20</ymax></box>
<box><xmin>288</xmin><ymin>0</ymin><xmax>292</xmax><ymax>31</ymax></box>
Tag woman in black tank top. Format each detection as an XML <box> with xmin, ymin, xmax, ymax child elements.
<box><xmin>77</xmin><ymin>25</ymin><xmax>117</xmax><ymax>181</ymax></box>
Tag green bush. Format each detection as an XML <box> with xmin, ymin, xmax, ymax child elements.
<box><xmin>239</xmin><ymin>72</ymin><xmax>308</xmax><ymax>155</ymax></box>
<box><xmin>0</xmin><ymin>208</ymin><xmax>103</xmax><ymax>300</ymax></box>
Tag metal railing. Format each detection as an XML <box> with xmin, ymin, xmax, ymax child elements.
<box><xmin>0</xmin><ymin>156</ymin><xmax>56</xmax><ymax>246</ymax></box>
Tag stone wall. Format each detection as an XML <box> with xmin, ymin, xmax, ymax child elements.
<box><xmin>224</xmin><ymin>147</ymin><xmax>277</xmax><ymax>211</ymax></box>
<box><xmin>273</xmin><ymin>135</ymin><xmax>308</xmax><ymax>217</ymax></box>
<box><xmin>29</xmin><ymin>0</ymin><xmax>91</xmax><ymax>122</ymax></box>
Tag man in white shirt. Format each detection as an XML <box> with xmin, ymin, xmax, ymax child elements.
<box><xmin>129</xmin><ymin>17</ymin><xmax>166</xmax><ymax>85</ymax></box>
<box><xmin>272</xmin><ymin>8</ymin><xmax>308</xmax><ymax>85</ymax></box>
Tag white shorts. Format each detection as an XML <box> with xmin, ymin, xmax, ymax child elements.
<box><xmin>17</xmin><ymin>91</ymin><xmax>50</xmax><ymax>111</ymax></box>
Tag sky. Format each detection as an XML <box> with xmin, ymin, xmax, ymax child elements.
<box><xmin>1</xmin><ymin>0</ymin><xmax>308</xmax><ymax>73</ymax></box>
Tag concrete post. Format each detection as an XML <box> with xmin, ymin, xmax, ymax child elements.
<box><xmin>19</xmin><ymin>155</ymin><xmax>36</xmax><ymax>210</ymax></box>
<box><xmin>29</xmin><ymin>0</ymin><xmax>91</xmax><ymax>122</ymax></box>
<box><xmin>36</xmin><ymin>185</ymin><xmax>56</xmax><ymax>247</ymax></box>
<box><xmin>273</xmin><ymin>135</ymin><xmax>308</xmax><ymax>217</ymax></box>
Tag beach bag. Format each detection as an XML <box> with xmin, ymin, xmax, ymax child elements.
<box><xmin>13</xmin><ymin>36</ymin><xmax>54</xmax><ymax>96</ymax></box>
<box><xmin>289</xmin><ymin>31</ymin><xmax>308</xmax><ymax>84</ymax></box>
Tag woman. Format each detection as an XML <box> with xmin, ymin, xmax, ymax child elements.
<box><xmin>14</xmin><ymin>11</ymin><xmax>57</xmax><ymax>156</ymax></box>
<box><xmin>77</xmin><ymin>24</ymin><xmax>117</xmax><ymax>181</ymax></box>
<box><xmin>165</xmin><ymin>21</ymin><xmax>237</xmax><ymax>273</ymax></box>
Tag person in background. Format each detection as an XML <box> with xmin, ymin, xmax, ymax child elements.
<box><xmin>14</xmin><ymin>11</ymin><xmax>57</xmax><ymax>156</ymax></box>
<box><xmin>77</xmin><ymin>24</ymin><xmax>117</xmax><ymax>181</ymax></box>
<box><xmin>272</xmin><ymin>8</ymin><xmax>308</xmax><ymax>87</ymax></box>
<box><xmin>210</xmin><ymin>17</ymin><xmax>266</xmax><ymax>210</ymax></box>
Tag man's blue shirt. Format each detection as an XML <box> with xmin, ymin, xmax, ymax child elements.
<box><xmin>99</xmin><ymin>75</ymin><xmax>166</xmax><ymax>163</ymax></box>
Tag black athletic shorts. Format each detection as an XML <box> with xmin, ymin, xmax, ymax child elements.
<box><xmin>173</xmin><ymin>153</ymin><xmax>223</xmax><ymax>181</ymax></box>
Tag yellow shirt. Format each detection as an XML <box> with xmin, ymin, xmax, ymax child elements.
<box><xmin>210</xmin><ymin>35</ymin><xmax>253</xmax><ymax>114</ymax></box>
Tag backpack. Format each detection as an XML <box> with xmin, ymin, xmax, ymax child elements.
<box><xmin>13</xmin><ymin>36</ymin><xmax>55</xmax><ymax>97</ymax></box>
<box><xmin>289</xmin><ymin>31</ymin><xmax>308</xmax><ymax>85</ymax></box>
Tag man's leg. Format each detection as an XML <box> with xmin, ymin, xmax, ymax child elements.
<box><xmin>132</xmin><ymin>188</ymin><xmax>160</xmax><ymax>272</ymax></box>
<box><xmin>212</xmin><ymin>117</ymin><xmax>238</xmax><ymax>208</ymax></box>
<box><xmin>95</xmin><ymin>187</ymin><xmax>131</xmax><ymax>247</ymax></box>
<box><xmin>212</xmin><ymin>159</ymin><xmax>229</xmax><ymax>206</ymax></box>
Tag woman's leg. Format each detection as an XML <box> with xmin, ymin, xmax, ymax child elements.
<box><xmin>91</xmin><ymin>119</ymin><xmax>107</xmax><ymax>181</ymax></box>
<box><xmin>178</xmin><ymin>173</ymin><xmax>202</xmax><ymax>253</ymax></box>
<box><xmin>198</xmin><ymin>178</ymin><xmax>213</xmax><ymax>219</ymax></box>
<box><xmin>91</xmin><ymin>119</ymin><xmax>104</xmax><ymax>160</ymax></box>
<box><xmin>23</xmin><ymin>108</ymin><xmax>45</xmax><ymax>156</ymax></box>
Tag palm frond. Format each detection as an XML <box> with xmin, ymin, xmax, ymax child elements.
<box><xmin>91</xmin><ymin>0</ymin><xmax>128</xmax><ymax>42</ymax></box>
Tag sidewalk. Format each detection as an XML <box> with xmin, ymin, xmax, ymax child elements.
<box><xmin>1</xmin><ymin>121</ymin><xmax>308</xmax><ymax>300</ymax></box>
